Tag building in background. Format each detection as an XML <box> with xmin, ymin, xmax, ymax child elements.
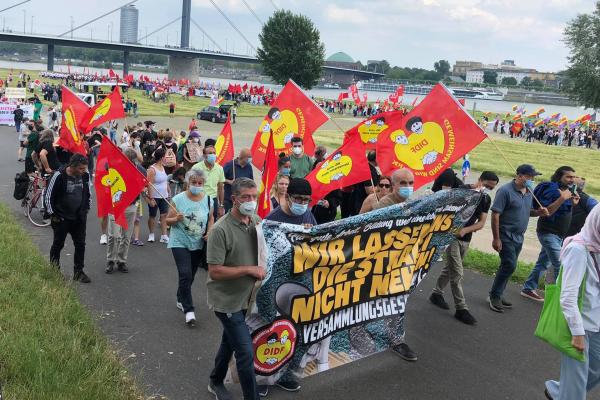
<box><xmin>119</xmin><ymin>4</ymin><xmax>139</xmax><ymax>44</ymax></box>
<box><xmin>452</xmin><ymin>61</ymin><xmax>483</xmax><ymax>77</ymax></box>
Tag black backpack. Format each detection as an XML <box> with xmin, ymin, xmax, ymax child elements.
<box><xmin>13</xmin><ymin>171</ymin><xmax>29</xmax><ymax>200</ymax></box>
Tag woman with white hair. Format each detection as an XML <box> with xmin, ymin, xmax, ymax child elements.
<box><xmin>166</xmin><ymin>168</ymin><xmax>214</xmax><ymax>327</ymax></box>
<box><xmin>544</xmin><ymin>205</ymin><xmax>600</xmax><ymax>399</ymax></box>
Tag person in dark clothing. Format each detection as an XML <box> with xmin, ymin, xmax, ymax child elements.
<box><xmin>13</xmin><ymin>104</ymin><xmax>24</xmax><ymax>133</ymax></box>
<box><xmin>311</xmin><ymin>148</ymin><xmax>341</xmax><ymax>224</ymax></box>
<box><xmin>45</xmin><ymin>154</ymin><xmax>92</xmax><ymax>283</ymax></box>
<box><xmin>431</xmin><ymin>168</ymin><xmax>463</xmax><ymax>192</ymax></box>
<box><xmin>566</xmin><ymin>177</ymin><xmax>598</xmax><ymax>237</ymax></box>
<box><xmin>350</xmin><ymin>150</ymin><xmax>380</xmax><ymax>216</ymax></box>
<box><xmin>223</xmin><ymin>148</ymin><xmax>254</xmax><ymax>212</ymax></box>
<box><xmin>265</xmin><ymin>178</ymin><xmax>317</xmax><ymax>226</ymax></box>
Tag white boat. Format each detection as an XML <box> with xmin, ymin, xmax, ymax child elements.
<box><xmin>450</xmin><ymin>88</ymin><xmax>504</xmax><ymax>101</ymax></box>
<box><xmin>323</xmin><ymin>83</ymin><xmax>341</xmax><ymax>89</ymax></box>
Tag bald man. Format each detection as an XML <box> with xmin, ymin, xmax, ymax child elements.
<box><xmin>371</xmin><ymin>168</ymin><xmax>419</xmax><ymax>362</ymax></box>
<box><xmin>223</xmin><ymin>148</ymin><xmax>254</xmax><ymax>212</ymax></box>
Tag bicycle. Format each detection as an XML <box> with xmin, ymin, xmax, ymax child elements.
<box><xmin>22</xmin><ymin>172</ymin><xmax>51</xmax><ymax>227</ymax></box>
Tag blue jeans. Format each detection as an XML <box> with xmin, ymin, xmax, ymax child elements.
<box><xmin>171</xmin><ymin>248</ymin><xmax>202</xmax><ymax>313</ymax></box>
<box><xmin>489</xmin><ymin>239</ymin><xmax>523</xmax><ymax>299</ymax></box>
<box><xmin>210</xmin><ymin>311</ymin><xmax>259</xmax><ymax>400</ymax></box>
<box><xmin>545</xmin><ymin>331</ymin><xmax>600</xmax><ymax>400</ymax></box>
<box><xmin>523</xmin><ymin>232</ymin><xmax>562</xmax><ymax>291</ymax></box>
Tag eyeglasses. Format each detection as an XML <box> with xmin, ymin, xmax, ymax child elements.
<box><xmin>290</xmin><ymin>196</ymin><xmax>311</xmax><ymax>204</ymax></box>
<box><xmin>379</xmin><ymin>183</ymin><xmax>391</xmax><ymax>188</ymax></box>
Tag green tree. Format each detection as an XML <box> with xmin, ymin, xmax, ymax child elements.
<box><xmin>563</xmin><ymin>2</ymin><xmax>600</xmax><ymax>107</ymax></box>
<box><xmin>257</xmin><ymin>10</ymin><xmax>325</xmax><ymax>89</ymax></box>
<box><xmin>520</xmin><ymin>76</ymin><xmax>533</xmax><ymax>87</ymax></box>
<box><xmin>500</xmin><ymin>77</ymin><xmax>518</xmax><ymax>86</ymax></box>
<box><xmin>531</xmin><ymin>79</ymin><xmax>544</xmax><ymax>88</ymax></box>
<box><xmin>433</xmin><ymin>60</ymin><xmax>450</xmax><ymax>77</ymax></box>
<box><xmin>483</xmin><ymin>70</ymin><xmax>498</xmax><ymax>84</ymax></box>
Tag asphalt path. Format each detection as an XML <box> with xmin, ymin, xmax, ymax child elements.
<box><xmin>1</xmin><ymin>122</ymin><xmax>596</xmax><ymax>400</ymax></box>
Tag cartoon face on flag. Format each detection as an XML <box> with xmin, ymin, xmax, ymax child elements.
<box><xmin>315</xmin><ymin>152</ymin><xmax>353</xmax><ymax>184</ymax></box>
<box><xmin>377</xmin><ymin>84</ymin><xmax>487</xmax><ymax>189</ymax></box>
<box><xmin>258</xmin><ymin>107</ymin><xmax>299</xmax><ymax>149</ymax></box>
<box><xmin>345</xmin><ymin>111</ymin><xmax>403</xmax><ymax>150</ymax></box>
<box><xmin>100</xmin><ymin>168</ymin><xmax>127</xmax><ymax>204</ymax></box>
<box><xmin>358</xmin><ymin>116</ymin><xmax>388</xmax><ymax>145</ymax></box>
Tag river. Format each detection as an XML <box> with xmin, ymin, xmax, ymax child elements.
<box><xmin>0</xmin><ymin>60</ymin><xmax>592</xmax><ymax>120</ymax></box>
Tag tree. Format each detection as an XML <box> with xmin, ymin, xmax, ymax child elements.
<box><xmin>501</xmin><ymin>77</ymin><xmax>518</xmax><ymax>86</ymax></box>
<box><xmin>532</xmin><ymin>79</ymin><xmax>544</xmax><ymax>88</ymax></box>
<box><xmin>520</xmin><ymin>76</ymin><xmax>533</xmax><ymax>87</ymax></box>
<box><xmin>563</xmin><ymin>2</ymin><xmax>600</xmax><ymax>108</ymax></box>
<box><xmin>257</xmin><ymin>10</ymin><xmax>325</xmax><ymax>89</ymax></box>
<box><xmin>483</xmin><ymin>70</ymin><xmax>498</xmax><ymax>84</ymax></box>
<box><xmin>433</xmin><ymin>60</ymin><xmax>450</xmax><ymax>77</ymax></box>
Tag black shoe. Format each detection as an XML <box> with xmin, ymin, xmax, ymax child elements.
<box><xmin>429</xmin><ymin>293</ymin><xmax>450</xmax><ymax>310</ymax></box>
<box><xmin>544</xmin><ymin>388</ymin><xmax>553</xmax><ymax>400</ymax></box>
<box><xmin>207</xmin><ymin>381</ymin><xmax>233</xmax><ymax>400</ymax></box>
<box><xmin>488</xmin><ymin>296</ymin><xmax>504</xmax><ymax>313</ymax></box>
<box><xmin>105</xmin><ymin>261</ymin><xmax>115</xmax><ymax>274</ymax></box>
<box><xmin>501</xmin><ymin>298</ymin><xmax>513</xmax><ymax>309</ymax></box>
<box><xmin>455</xmin><ymin>309</ymin><xmax>477</xmax><ymax>325</ymax></box>
<box><xmin>276</xmin><ymin>378</ymin><xmax>301</xmax><ymax>392</ymax></box>
<box><xmin>391</xmin><ymin>343</ymin><xmax>418</xmax><ymax>361</ymax></box>
<box><xmin>258</xmin><ymin>385</ymin><xmax>269</xmax><ymax>397</ymax></box>
<box><xmin>117</xmin><ymin>262</ymin><xmax>129</xmax><ymax>273</ymax></box>
<box><xmin>73</xmin><ymin>271</ymin><xmax>91</xmax><ymax>283</ymax></box>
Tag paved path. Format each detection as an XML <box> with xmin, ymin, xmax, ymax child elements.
<box><xmin>1</xmin><ymin>122</ymin><xmax>594</xmax><ymax>400</ymax></box>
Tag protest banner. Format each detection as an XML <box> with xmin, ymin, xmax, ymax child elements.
<box><xmin>247</xmin><ymin>188</ymin><xmax>481</xmax><ymax>382</ymax></box>
<box><xmin>4</xmin><ymin>87</ymin><xmax>27</xmax><ymax>99</ymax></box>
<box><xmin>0</xmin><ymin>103</ymin><xmax>33</xmax><ymax>126</ymax></box>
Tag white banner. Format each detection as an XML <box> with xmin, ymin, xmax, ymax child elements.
<box><xmin>4</xmin><ymin>87</ymin><xmax>27</xmax><ymax>99</ymax></box>
<box><xmin>0</xmin><ymin>104</ymin><xmax>34</xmax><ymax>126</ymax></box>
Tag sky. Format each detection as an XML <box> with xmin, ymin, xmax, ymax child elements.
<box><xmin>0</xmin><ymin>0</ymin><xmax>595</xmax><ymax>72</ymax></box>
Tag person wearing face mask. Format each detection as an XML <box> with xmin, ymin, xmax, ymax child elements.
<box><xmin>566</xmin><ymin>177</ymin><xmax>598</xmax><ymax>237</ymax></box>
<box><xmin>166</xmin><ymin>169</ymin><xmax>214</xmax><ymax>327</ymax></box>
<box><xmin>223</xmin><ymin>148</ymin><xmax>254</xmax><ymax>213</ymax></box>
<box><xmin>370</xmin><ymin>168</ymin><xmax>418</xmax><ymax>362</ymax></box>
<box><xmin>119</xmin><ymin>131</ymin><xmax>143</xmax><ymax>164</ymax></box>
<box><xmin>278</xmin><ymin>154</ymin><xmax>291</xmax><ymax>176</ymax></box>
<box><xmin>430</xmin><ymin>171</ymin><xmax>499</xmax><ymax>325</ymax></box>
<box><xmin>289</xmin><ymin>137</ymin><xmax>313</xmax><ymax>179</ymax></box>
<box><xmin>521</xmin><ymin>166</ymin><xmax>581</xmax><ymax>302</ymax></box>
<box><xmin>206</xmin><ymin>177</ymin><xmax>267</xmax><ymax>400</ymax></box>
<box><xmin>192</xmin><ymin>145</ymin><xmax>226</xmax><ymax>220</ymax></box>
<box><xmin>265</xmin><ymin>178</ymin><xmax>317</xmax><ymax>226</ymax></box>
<box><xmin>488</xmin><ymin>164</ymin><xmax>550</xmax><ymax>313</ymax></box>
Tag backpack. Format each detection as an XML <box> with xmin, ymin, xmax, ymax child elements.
<box><xmin>177</xmin><ymin>140</ymin><xmax>186</xmax><ymax>163</ymax></box>
<box><xmin>163</xmin><ymin>147</ymin><xmax>177</xmax><ymax>167</ymax></box>
<box><xmin>13</xmin><ymin>171</ymin><xmax>29</xmax><ymax>200</ymax></box>
<box><xmin>186</xmin><ymin>142</ymin><xmax>202</xmax><ymax>163</ymax></box>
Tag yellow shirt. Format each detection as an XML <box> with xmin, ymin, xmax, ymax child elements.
<box><xmin>191</xmin><ymin>161</ymin><xmax>225</xmax><ymax>198</ymax></box>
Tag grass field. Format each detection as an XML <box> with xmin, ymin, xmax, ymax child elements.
<box><xmin>0</xmin><ymin>204</ymin><xmax>142</xmax><ymax>400</ymax></box>
<box><xmin>464</xmin><ymin>248</ymin><xmax>537</xmax><ymax>287</ymax></box>
<box><xmin>314</xmin><ymin>129</ymin><xmax>600</xmax><ymax>198</ymax></box>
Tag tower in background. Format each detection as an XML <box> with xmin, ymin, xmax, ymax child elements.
<box><xmin>120</xmin><ymin>4</ymin><xmax>139</xmax><ymax>44</ymax></box>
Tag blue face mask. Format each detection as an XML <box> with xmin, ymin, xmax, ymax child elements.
<box><xmin>281</xmin><ymin>167</ymin><xmax>291</xmax><ymax>176</ymax></box>
<box><xmin>525</xmin><ymin>179</ymin><xmax>535</xmax><ymax>190</ymax></box>
<box><xmin>398</xmin><ymin>186</ymin><xmax>414</xmax><ymax>199</ymax></box>
<box><xmin>290</xmin><ymin>202</ymin><xmax>308</xmax><ymax>216</ymax></box>
<box><xmin>189</xmin><ymin>185</ymin><xmax>204</xmax><ymax>195</ymax></box>
<box><xmin>206</xmin><ymin>154</ymin><xmax>217</xmax><ymax>164</ymax></box>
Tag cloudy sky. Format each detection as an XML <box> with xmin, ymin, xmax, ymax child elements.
<box><xmin>1</xmin><ymin>0</ymin><xmax>595</xmax><ymax>72</ymax></box>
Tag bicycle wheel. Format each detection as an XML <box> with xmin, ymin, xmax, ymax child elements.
<box><xmin>27</xmin><ymin>191</ymin><xmax>50</xmax><ymax>227</ymax></box>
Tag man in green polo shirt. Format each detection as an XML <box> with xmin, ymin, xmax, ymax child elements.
<box><xmin>206</xmin><ymin>177</ymin><xmax>266</xmax><ymax>400</ymax></box>
<box><xmin>289</xmin><ymin>137</ymin><xmax>313</xmax><ymax>179</ymax></box>
<box><xmin>192</xmin><ymin>145</ymin><xmax>225</xmax><ymax>219</ymax></box>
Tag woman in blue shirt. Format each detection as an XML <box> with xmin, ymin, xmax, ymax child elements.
<box><xmin>166</xmin><ymin>169</ymin><xmax>214</xmax><ymax>327</ymax></box>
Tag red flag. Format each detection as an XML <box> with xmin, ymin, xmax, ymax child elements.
<box><xmin>305</xmin><ymin>130</ymin><xmax>372</xmax><ymax>205</ymax></box>
<box><xmin>257</xmin><ymin>131</ymin><xmax>278</xmax><ymax>219</ymax></box>
<box><xmin>57</xmin><ymin>85</ymin><xmax>89</xmax><ymax>155</ymax></box>
<box><xmin>250</xmin><ymin>85</ymin><xmax>256</xmax><ymax>95</ymax></box>
<box><xmin>411</xmin><ymin>97</ymin><xmax>419</xmax><ymax>107</ymax></box>
<box><xmin>376</xmin><ymin>84</ymin><xmax>487</xmax><ymax>189</ymax></box>
<box><xmin>362</xmin><ymin>93</ymin><xmax>368</xmax><ymax>104</ymax></box>
<box><xmin>344</xmin><ymin>110</ymin><xmax>404</xmax><ymax>150</ymax></box>
<box><xmin>389</xmin><ymin>93</ymin><xmax>399</xmax><ymax>105</ymax></box>
<box><xmin>215</xmin><ymin>116</ymin><xmax>235</xmax><ymax>166</ymax></box>
<box><xmin>258</xmin><ymin>85</ymin><xmax>265</xmax><ymax>95</ymax></box>
<box><xmin>94</xmin><ymin>136</ymin><xmax>147</xmax><ymax>228</ymax></box>
<box><xmin>349</xmin><ymin>83</ymin><xmax>361</xmax><ymax>105</ymax></box>
<box><xmin>242</xmin><ymin>83</ymin><xmax>248</xmax><ymax>92</ymax></box>
<box><xmin>396</xmin><ymin>85</ymin><xmax>405</xmax><ymax>97</ymax></box>
<box><xmin>228</xmin><ymin>83</ymin><xmax>234</xmax><ymax>92</ymax></box>
<box><xmin>337</xmin><ymin>92</ymin><xmax>349</xmax><ymax>102</ymax></box>
<box><xmin>108</xmin><ymin>69</ymin><xmax>116</xmax><ymax>78</ymax></box>
<box><xmin>251</xmin><ymin>79</ymin><xmax>329</xmax><ymax>168</ymax></box>
<box><xmin>80</xmin><ymin>87</ymin><xmax>126</xmax><ymax>133</ymax></box>
<box><xmin>511</xmin><ymin>121</ymin><xmax>523</xmax><ymax>135</ymax></box>
<box><xmin>458</xmin><ymin>98</ymin><xmax>466</xmax><ymax>106</ymax></box>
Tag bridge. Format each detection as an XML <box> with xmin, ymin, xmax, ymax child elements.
<box><xmin>0</xmin><ymin>0</ymin><xmax>383</xmax><ymax>84</ymax></box>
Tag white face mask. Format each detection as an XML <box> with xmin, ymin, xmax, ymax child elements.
<box><xmin>480</xmin><ymin>187</ymin><xmax>491</xmax><ymax>196</ymax></box>
<box><xmin>238</xmin><ymin>201</ymin><xmax>257</xmax><ymax>216</ymax></box>
<box><xmin>292</xmin><ymin>146</ymin><xmax>302</xmax><ymax>155</ymax></box>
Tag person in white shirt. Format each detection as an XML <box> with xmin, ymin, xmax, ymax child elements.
<box><xmin>545</xmin><ymin>205</ymin><xmax>600</xmax><ymax>400</ymax></box>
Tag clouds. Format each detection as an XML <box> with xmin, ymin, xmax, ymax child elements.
<box><xmin>0</xmin><ymin>0</ymin><xmax>594</xmax><ymax>72</ymax></box>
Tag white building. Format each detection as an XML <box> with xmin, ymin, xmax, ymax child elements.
<box><xmin>119</xmin><ymin>5</ymin><xmax>139</xmax><ymax>44</ymax></box>
<box><xmin>466</xmin><ymin>68</ymin><xmax>536</xmax><ymax>84</ymax></box>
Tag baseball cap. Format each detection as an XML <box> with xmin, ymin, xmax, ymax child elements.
<box><xmin>516</xmin><ymin>164</ymin><xmax>542</xmax><ymax>176</ymax></box>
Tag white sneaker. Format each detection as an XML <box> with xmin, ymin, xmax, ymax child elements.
<box><xmin>147</xmin><ymin>233</ymin><xmax>155</xmax><ymax>242</ymax></box>
<box><xmin>185</xmin><ymin>311</ymin><xmax>196</xmax><ymax>326</ymax></box>
<box><xmin>160</xmin><ymin>235</ymin><xmax>169</xmax><ymax>244</ymax></box>
<box><xmin>100</xmin><ymin>234</ymin><xmax>107</xmax><ymax>245</ymax></box>
<box><xmin>176</xmin><ymin>302</ymin><xmax>184</xmax><ymax>312</ymax></box>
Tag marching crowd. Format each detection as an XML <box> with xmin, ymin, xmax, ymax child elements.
<box><xmin>8</xmin><ymin>87</ymin><xmax>600</xmax><ymax>400</ymax></box>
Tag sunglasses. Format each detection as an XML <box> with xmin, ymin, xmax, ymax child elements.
<box><xmin>379</xmin><ymin>183</ymin><xmax>391</xmax><ymax>188</ymax></box>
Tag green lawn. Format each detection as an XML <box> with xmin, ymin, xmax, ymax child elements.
<box><xmin>0</xmin><ymin>204</ymin><xmax>143</xmax><ymax>400</ymax></box>
<box><xmin>314</xmin><ymin>128</ymin><xmax>600</xmax><ymax>198</ymax></box>
<box><xmin>464</xmin><ymin>248</ymin><xmax>537</xmax><ymax>287</ymax></box>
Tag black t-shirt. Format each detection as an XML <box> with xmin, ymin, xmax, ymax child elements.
<box><xmin>461</xmin><ymin>189</ymin><xmax>491</xmax><ymax>242</ymax></box>
<box><xmin>13</xmin><ymin>108</ymin><xmax>24</xmax><ymax>121</ymax></box>
<box><xmin>87</xmin><ymin>133</ymin><xmax>102</xmax><ymax>149</ymax></box>
<box><xmin>37</xmin><ymin>140</ymin><xmax>60</xmax><ymax>171</ymax></box>
<box><xmin>142</xmin><ymin>130</ymin><xmax>157</xmax><ymax>146</ymax></box>
<box><xmin>62</xmin><ymin>175</ymin><xmax>84</xmax><ymax>220</ymax></box>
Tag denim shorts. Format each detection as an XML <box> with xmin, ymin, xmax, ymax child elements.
<box><xmin>148</xmin><ymin>198</ymin><xmax>169</xmax><ymax>217</ymax></box>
